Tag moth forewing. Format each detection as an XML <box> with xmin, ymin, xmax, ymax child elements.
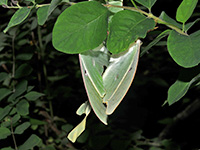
<box><xmin>79</xmin><ymin>54</ymin><xmax>108</xmax><ymax>125</ymax></box>
<box><xmin>80</xmin><ymin>53</ymin><xmax>105</xmax><ymax>97</ymax></box>
<box><xmin>103</xmin><ymin>40</ymin><xmax>141</xmax><ymax>114</ymax></box>
<box><xmin>106</xmin><ymin>51</ymin><xmax>140</xmax><ymax>114</ymax></box>
<box><xmin>80</xmin><ymin>46</ymin><xmax>110</xmax><ymax>97</ymax></box>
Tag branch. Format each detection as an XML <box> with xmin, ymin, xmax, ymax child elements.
<box><xmin>104</xmin><ymin>4</ymin><xmax>188</xmax><ymax>36</ymax></box>
<box><xmin>158</xmin><ymin>99</ymin><xmax>200</xmax><ymax>139</ymax></box>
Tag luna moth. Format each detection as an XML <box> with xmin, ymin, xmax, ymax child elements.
<box><xmin>67</xmin><ymin>40</ymin><xmax>141</xmax><ymax>143</ymax></box>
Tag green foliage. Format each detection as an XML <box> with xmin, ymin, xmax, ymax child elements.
<box><xmin>0</xmin><ymin>0</ymin><xmax>7</xmax><ymax>5</ymax></box>
<box><xmin>18</xmin><ymin>134</ymin><xmax>41</xmax><ymax>150</ymax></box>
<box><xmin>3</xmin><ymin>7</ymin><xmax>31</xmax><ymax>33</ymax></box>
<box><xmin>135</xmin><ymin>0</ymin><xmax>157</xmax><ymax>10</ymax></box>
<box><xmin>0</xmin><ymin>127</ymin><xmax>11</xmax><ymax>139</ymax></box>
<box><xmin>176</xmin><ymin>0</ymin><xmax>198</xmax><ymax>24</ymax></box>
<box><xmin>37</xmin><ymin>5</ymin><xmax>50</xmax><ymax>25</ymax></box>
<box><xmin>167</xmin><ymin>30</ymin><xmax>200</xmax><ymax>68</ymax></box>
<box><xmin>14</xmin><ymin>122</ymin><xmax>31</xmax><ymax>134</ymax></box>
<box><xmin>24</xmin><ymin>91</ymin><xmax>45</xmax><ymax>101</ymax></box>
<box><xmin>167</xmin><ymin>66</ymin><xmax>200</xmax><ymax>105</ymax></box>
<box><xmin>37</xmin><ymin>0</ymin><xmax>62</xmax><ymax>25</ymax></box>
<box><xmin>107</xmin><ymin>10</ymin><xmax>155</xmax><ymax>53</ymax></box>
<box><xmin>52</xmin><ymin>1</ymin><xmax>110</xmax><ymax>54</ymax></box>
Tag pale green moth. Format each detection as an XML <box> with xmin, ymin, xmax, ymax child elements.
<box><xmin>67</xmin><ymin>40</ymin><xmax>141</xmax><ymax>142</ymax></box>
<box><xmin>103</xmin><ymin>40</ymin><xmax>141</xmax><ymax>114</ymax></box>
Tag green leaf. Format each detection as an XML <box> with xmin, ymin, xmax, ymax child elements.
<box><xmin>79</xmin><ymin>59</ymin><xmax>108</xmax><ymax>125</ymax></box>
<box><xmin>107</xmin><ymin>10</ymin><xmax>155</xmax><ymax>54</ymax></box>
<box><xmin>0</xmin><ymin>106</ymin><xmax>12</xmax><ymax>121</ymax></box>
<box><xmin>37</xmin><ymin>0</ymin><xmax>62</xmax><ymax>25</ymax></box>
<box><xmin>11</xmin><ymin>114</ymin><xmax>21</xmax><ymax>124</ymax></box>
<box><xmin>37</xmin><ymin>5</ymin><xmax>50</xmax><ymax>25</ymax></box>
<box><xmin>52</xmin><ymin>1</ymin><xmax>110</xmax><ymax>54</ymax></box>
<box><xmin>185</xmin><ymin>18</ymin><xmax>200</xmax><ymax>32</ymax></box>
<box><xmin>1</xmin><ymin>113</ymin><xmax>21</xmax><ymax>127</ymax></box>
<box><xmin>0</xmin><ymin>127</ymin><xmax>11</xmax><ymax>140</ymax></box>
<box><xmin>103</xmin><ymin>40</ymin><xmax>141</xmax><ymax>114</ymax></box>
<box><xmin>140</xmin><ymin>29</ymin><xmax>170</xmax><ymax>56</ymax></box>
<box><xmin>0</xmin><ymin>88</ymin><xmax>12</xmax><ymax>102</ymax></box>
<box><xmin>16</xmin><ymin>53</ymin><xmax>33</xmax><ymax>60</ymax></box>
<box><xmin>48</xmin><ymin>0</ymin><xmax>62</xmax><ymax>13</ymax></box>
<box><xmin>16</xmin><ymin>100</ymin><xmax>29</xmax><ymax>116</ymax></box>
<box><xmin>0</xmin><ymin>0</ymin><xmax>7</xmax><ymax>5</ymax></box>
<box><xmin>149</xmin><ymin>147</ymin><xmax>163</xmax><ymax>150</ymax></box>
<box><xmin>8</xmin><ymin>80</ymin><xmax>28</xmax><ymax>101</ymax></box>
<box><xmin>135</xmin><ymin>0</ymin><xmax>157</xmax><ymax>10</ymax></box>
<box><xmin>167</xmin><ymin>66</ymin><xmax>200</xmax><ymax>105</ymax></box>
<box><xmin>61</xmin><ymin>124</ymin><xmax>73</xmax><ymax>132</ymax></box>
<box><xmin>24</xmin><ymin>91</ymin><xmax>45</xmax><ymax>101</ymax></box>
<box><xmin>0</xmin><ymin>72</ymin><xmax>8</xmax><ymax>82</ymax></box>
<box><xmin>15</xmin><ymin>64</ymin><xmax>33</xmax><ymax>79</ymax></box>
<box><xmin>159</xmin><ymin>11</ymin><xmax>182</xmax><ymax>28</ymax></box>
<box><xmin>26</xmin><ymin>0</ymin><xmax>35</xmax><ymax>3</ymax></box>
<box><xmin>167</xmin><ymin>30</ymin><xmax>200</xmax><ymax>68</ymax></box>
<box><xmin>30</xmin><ymin>118</ymin><xmax>47</xmax><ymax>125</ymax></box>
<box><xmin>68</xmin><ymin>101</ymin><xmax>91</xmax><ymax>143</ymax></box>
<box><xmin>176</xmin><ymin>0</ymin><xmax>198</xmax><ymax>24</ymax></box>
<box><xmin>3</xmin><ymin>7</ymin><xmax>31</xmax><ymax>33</ymax></box>
<box><xmin>18</xmin><ymin>134</ymin><xmax>41</xmax><ymax>150</ymax></box>
<box><xmin>14</xmin><ymin>122</ymin><xmax>31</xmax><ymax>134</ymax></box>
<box><xmin>1</xmin><ymin>147</ymin><xmax>14</xmax><ymax>150</ymax></box>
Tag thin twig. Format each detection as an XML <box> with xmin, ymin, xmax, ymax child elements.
<box><xmin>10</xmin><ymin>117</ymin><xmax>18</xmax><ymax>150</ymax></box>
<box><xmin>159</xmin><ymin>99</ymin><xmax>200</xmax><ymax>139</ymax></box>
<box><xmin>104</xmin><ymin>4</ymin><xmax>188</xmax><ymax>36</ymax></box>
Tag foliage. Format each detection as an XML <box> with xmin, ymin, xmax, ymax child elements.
<box><xmin>0</xmin><ymin>0</ymin><xmax>200</xmax><ymax>149</ymax></box>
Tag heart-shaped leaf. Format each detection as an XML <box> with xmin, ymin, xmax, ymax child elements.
<box><xmin>52</xmin><ymin>1</ymin><xmax>110</xmax><ymax>54</ymax></box>
<box><xmin>107</xmin><ymin>10</ymin><xmax>155</xmax><ymax>54</ymax></box>
<box><xmin>167</xmin><ymin>30</ymin><xmax>200</xmax><ymax>68</ymax></box>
